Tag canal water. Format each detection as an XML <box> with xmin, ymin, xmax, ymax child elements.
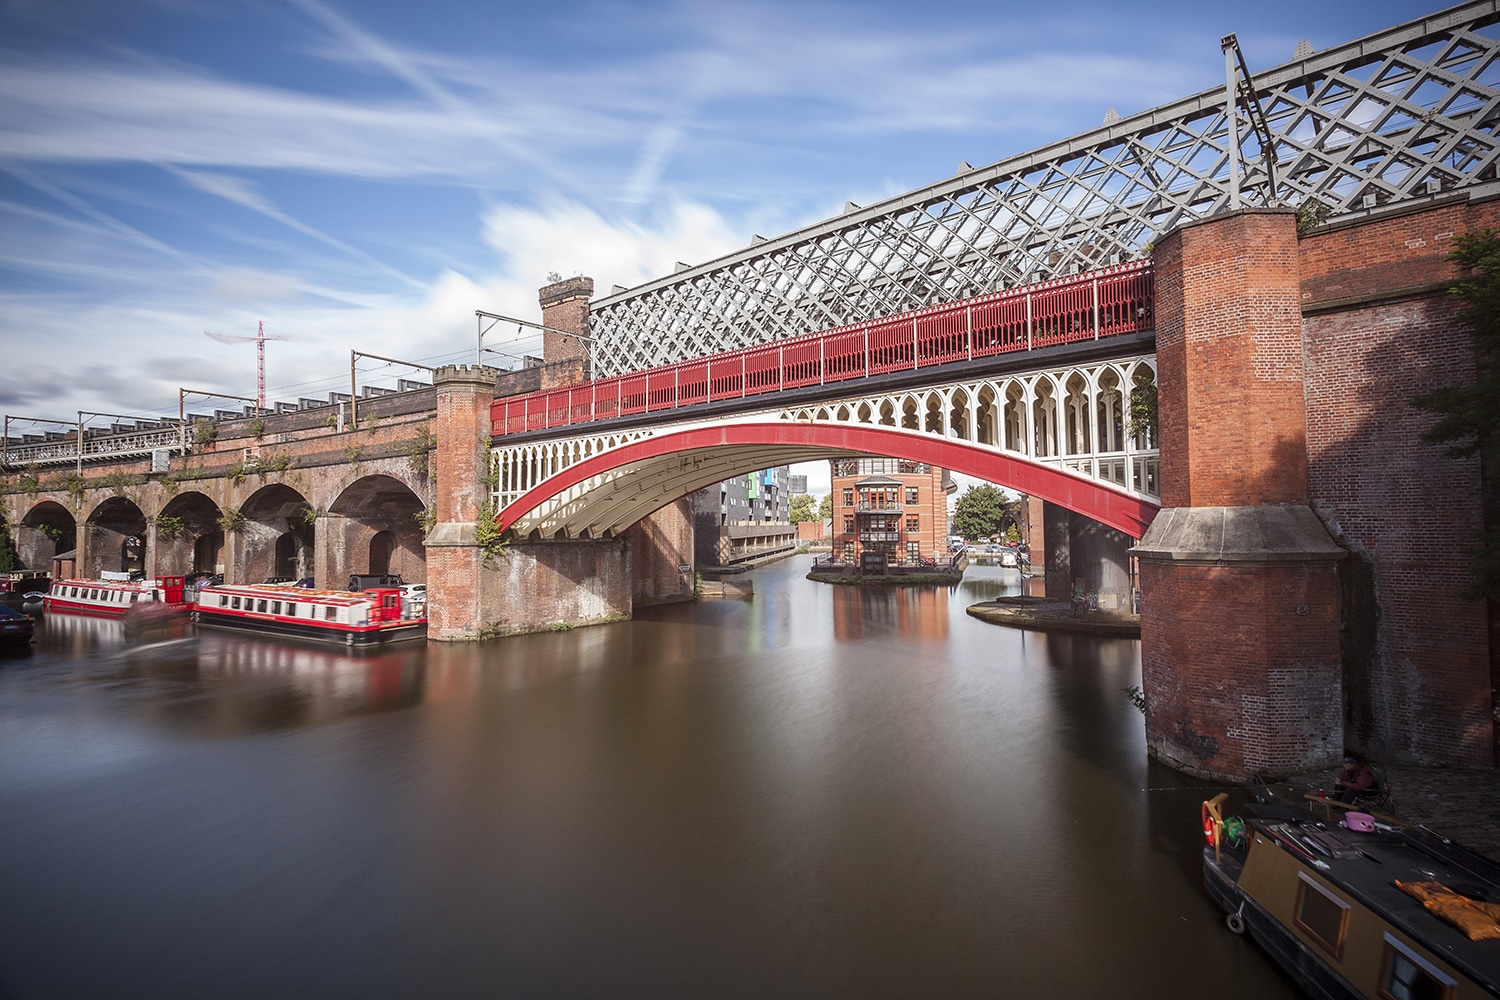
<box><xmin>0</xmin><ymin>557</ymin><xmax>1299</xmax><ymax>999</ymax></box>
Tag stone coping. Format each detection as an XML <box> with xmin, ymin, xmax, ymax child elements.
<box><xmin>1131</xmin><ymin>504</ymin><xmax>1346</xmax><ymax>565</ymax></box>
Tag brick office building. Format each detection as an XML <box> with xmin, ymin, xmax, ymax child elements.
<box><xmin>828</xmin><ymin>459</ymin><xmax>955</xmax><ymax>568</ymax></box>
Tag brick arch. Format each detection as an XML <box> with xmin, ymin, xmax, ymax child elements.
<box><xmin>156</xmin><ymin>490</ymin><xmax>224</xmax><ymax>577</ymax></box>
<box><xmin>326</xmin><ymin>474</ymin><xmax>426</xmax><ymax>587</ymax></box>
<box><xmin>235</xmin><ymin>483</ymin><xmax>314</xmax><ymax>584</ymax></box>
<box><xmin>82</xmin><ymin>496</ymin><xmax>148</xmax><ymax>578</ymax></box>
<box><xmin>18</xmin><ymin>499</ymin><xmax>76</xmax><ymax>571</ymax></box>
<box><xmin>500</xmin><ymin>421</ymin><xmax>1158</xmax><ymax>540</ymax></box>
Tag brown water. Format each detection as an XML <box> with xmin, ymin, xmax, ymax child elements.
<box><xmin>0</xmin><ymin>557</ymin><xmax>1298</xmax><ymax>999</ymax></box>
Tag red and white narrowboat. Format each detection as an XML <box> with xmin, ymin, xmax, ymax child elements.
<box><xmin>45</xmin><ymin>575</ymin><xmax>187</xmax><ymax>617</ymax></box>
<box><xmin>191</xmin><ymin>583</ymin><xmax>426</xmax><ymax>647</ymax></box>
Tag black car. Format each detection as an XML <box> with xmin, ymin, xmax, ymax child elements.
<box><xmin>0</xmin><ymin>605</ymin><xmax>35</xmax><ymax>646</ymax></box>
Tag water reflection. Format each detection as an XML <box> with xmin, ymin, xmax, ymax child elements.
<box><xmin>830</xmin><ymin>584</ymin><xmax>950</xmax><ymax>640</ymax></box>
<box><xmin>0</xmin><ymin>555</ymin><xmax>1298</xmax><ymax>1000</ymax></box>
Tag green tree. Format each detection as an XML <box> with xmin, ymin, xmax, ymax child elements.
<box><xmin>789</xmin><ymin>493</ymin><xmax>817</xmax><ymax>524</ymax></box>
<box><xmin>952</xmin><ymin>484</ymin><xmax>1010</xmax><ymax>540</ymax></box>
<box><xmin>0</xmin><ymin>517</ymin><xmax>17</xmax><ymax>572</ymax></box>
<box><xmin>1414</xmin><ymin>229</ymin><xmax>1500</xmax><ymax>600</ymax></box>
<box><xmin>816</xmin><ymin>494</ymin><xmax>832</xmax><ymax>521</ymax></box>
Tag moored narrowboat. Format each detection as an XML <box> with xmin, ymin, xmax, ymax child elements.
<box><xmin>45</xmin><ymin>575</ymin><xmax>187</xmax><ymax>617</ymax></box>
<box><xmin>1202</xmin><ymin>792</ymin><xmax>1500</xmax><ymax>999</ymax></box>
<box><xmin>0</xmin><ymin>570</ymin><xmax>49</xmax><ymax>594</ymax></box>
<box><xmin>192</xmin><ymin>583</ymin><xmax>426</xmax><ymax>646</ymax></box>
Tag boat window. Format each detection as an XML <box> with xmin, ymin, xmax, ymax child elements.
<box><xmin>219</xmin><ymin>596</ymin><xmax>228</xmax><ymax>607</ymax></box>
<box><xmin>232</xmin><ymin>597</ymin><xmax>241</xmax><ymax>610</ymax></box>
<box><xmin>324</xmin><ymin>606</ymin><xmax>337</xmax><ymax>621</ymax></box>
<box><xmin>287</xmin><ymin>603</ymin><xmax>298</xmax><ymax>617</ymax></box>
<box><xmin>1379</xmin><ymin>933</ymin><xmax>1457</xmax><ymax>1000</ymax></box>
<box><xmin>130</xmin><ymin>594</ymin><xmax>139</xmax><ymax>604</ymax></box>
<box><xmin>271</xmin><ymin>601</ymin><xmax>281</xmax><ymax>615</ymax></box>
<box><xmin>1295</xmin><ymin>871</ymin><xmax>1350</xmax><ymax>960</ymax></box>
<box><xmin>70</xmin><ymin>587</ymin><xmax>79</xmax><ymax>597</ymax></box>
<box><xmin>257</xmin><ymin>600</ymin><xmax>267</xmax><ymax>613</ymax></box>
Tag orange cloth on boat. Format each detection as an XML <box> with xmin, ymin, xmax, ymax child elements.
<box><xmin>1395</xmin><ymin>880</ymin><xmax>1500</xmax><ymax>941</ymax></box>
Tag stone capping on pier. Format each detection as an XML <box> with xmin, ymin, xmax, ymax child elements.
<box><xmin>1130</xmin><ymin>505</ymin><xmax>1346</xmax><ymax>566</ymax></box>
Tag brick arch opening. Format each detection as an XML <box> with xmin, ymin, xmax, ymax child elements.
<box><xmin>84</xmin><ymin>496</ymin><xmax>147</xmax><ymax>578</ymax></box>
<box><xmin>19</xmin><ymin>500</ymin><xmax>75</xmax><ymax>573</ymax></box>
<box><xmin>238</xmin><ymin>484</ymin><xmax>314</xmax><ymax>584</ymax></box>
<box><xmin>157</xmin><ymin>491</ymin><xmax>223</xmax><ymax>577</ymax></box>
<box><xmin>327</xmin><ymin>475</ymin><xmax>425</xmax><ymax>587</ymax></box>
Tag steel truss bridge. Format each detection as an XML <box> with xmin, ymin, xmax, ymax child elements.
<box><xmin>588</xmin><ymin>1</ymin><xmax>1500</xmax><ymax>374</ymax></box>
<box><xmin>491</xmin><ymin>266</ymin><xmax>1160</xmax><ymax>540</ymax></box>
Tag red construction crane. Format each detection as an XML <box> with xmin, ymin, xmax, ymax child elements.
<box><xmin>204</xmin><ymin>322</ymin><xmax>292</xmax><ymax>412</ymax></box>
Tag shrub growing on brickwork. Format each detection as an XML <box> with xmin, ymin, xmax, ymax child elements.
<box><xmin>1415</xmin><ymin>228</ymin><xmax>1500</xmax><ymax>600</ymax></box>
<box><xmin>474</xmin><ymin>501</ymin><xmax>508</xmax><ymax>557</ymax></box>
<box><xmin>0</xmin><ymin>517</ymin><xmax>17</xmax><ymax>572</ymax></box>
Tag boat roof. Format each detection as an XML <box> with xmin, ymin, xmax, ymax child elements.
<box><xmin>1244</xmin><ymin>804</ymin><xmax>1500</xmax><ymax>987</ymax></box>
<box><xmin>199</xmin><ymin>583</ymin><xmax>381</xmax><ymax>605</ymax></box>
<box><xmin>56</xmin><ymin>578</ymin><xmax>157</xmax><ymax>588</ymax></box>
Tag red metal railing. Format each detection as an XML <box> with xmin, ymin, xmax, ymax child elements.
<box><xmin>493</xmin><ymin>260</ymin><xmax>1153</xmax><ymax>436</ymax></box>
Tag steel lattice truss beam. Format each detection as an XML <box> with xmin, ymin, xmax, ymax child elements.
<box><xmin>591</xmin><ymin>1</ymin><xmax>1500</xmax><ymax>375</ymax></box>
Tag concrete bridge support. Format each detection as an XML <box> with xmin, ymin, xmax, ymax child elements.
<box><xmin>1135</xmin><ymin>208</ymin><xmax>1346</xmax><ymax>781</ymax></box>
<box><xmin>1035</xmin><ymin>500</ymin><xmax>1133</xmax><ymax>611</ymax></box>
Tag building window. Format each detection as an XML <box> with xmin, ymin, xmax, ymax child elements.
<box><xmin>844</xmin><ymin>542</ymin><xmax>855</xmax><ymax>561</ymax></box>
<box><xmin>906</xmin><ymin>541</ymin><xmax>921</xmax><ymax>562</ymax></box>
<box><xmin>906</xmin><ymin>517</ymin><xmax>919</xmax><ymax>533</ymax></box>
<box><xmin>1294</xmin><ymin>872</ymin><xmax>1350</xmax><ymax>959</ymax></box>
<box><xmin>906</xmin><ymin>487</ymin><xmax>919</xmax><ymax>504</ymax></box>
<box><xmin>842</xmin><ymin>489</ymin><xmax>854</xmax><ymax>506</ymax></box>
<box><xmin>1380</xmin><ymin>933</ymin><xmax>1456</xmax><ymax>1000</ymax></box>
<box><xmin>843</xmin><ymin>516</ymin><xmax>855</xmax><ymax>533</ymax></box>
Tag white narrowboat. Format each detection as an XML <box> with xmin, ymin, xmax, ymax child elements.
<box><xmin>45</xmin><ymin>575</ymin><xmax>188</xmax><ymax>617</ymax></box>
<box><xmin>192</xmin><ymin>583</ymin><xmax>426</xmax><ymax>647</ymax></box>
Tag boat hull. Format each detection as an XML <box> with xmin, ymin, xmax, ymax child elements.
<box><xmin>1204</xmin><ymin>851</ymin><xmax>1364</xmax><ymax>1000</ymax></box>
<box><xmin>192</xmin><ymin>608</ymin><xmax>426</xmax><ymax>647</ymax></box>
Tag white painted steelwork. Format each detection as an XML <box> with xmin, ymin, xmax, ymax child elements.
<box><xmin>591</xmin><ymin>3</ymin><xmax>1500</xmax><ymax>374</ymax></box>
<box><xmin>494</xmin><ymin>355</ymin><xmax>1158</xmax><ymax>539</ymax></box>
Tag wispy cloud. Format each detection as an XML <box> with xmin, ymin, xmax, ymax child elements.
<box><xmin>0</xmin><ymin>0</ymin><xmax>1420</xmax><ymax>423</ymax></box>
<box><xmin>171</xmin><ymin>168</ymin><xmax>424</xmax><ymax>289</ymax></box>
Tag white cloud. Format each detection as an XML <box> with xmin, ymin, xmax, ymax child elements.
<box><xmin>481</xmin><ymin>199</ymin><xmax>745</xmax><ymax>294</ymax></box>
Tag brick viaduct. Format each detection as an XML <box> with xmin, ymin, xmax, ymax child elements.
<box><xmin>1</xmin><ymin>195</ymin><xmax>1496</xmax><ymax>780</ymax></box>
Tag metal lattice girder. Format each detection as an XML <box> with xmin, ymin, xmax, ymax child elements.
<box><xmin>591</xmin><ymin>1</ymin><xmax>1500</xmax><ymax>374</ymax></box>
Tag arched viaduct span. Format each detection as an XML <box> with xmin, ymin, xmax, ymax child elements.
<box><xmin>2</xmin><ymin>390</ymin><xmax>438</xmax><ymax>591</ymax></box>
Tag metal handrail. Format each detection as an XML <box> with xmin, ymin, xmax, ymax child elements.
<box><xmin>493</xmin><ymin>260</ymin><xmax>1154</xmax><ymax>436</ymax></box>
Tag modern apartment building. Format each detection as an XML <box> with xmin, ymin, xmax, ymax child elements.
<box><xmin>691</xmin><ymin>467</ymin><xmax>795</xmax><ymax>569</ymax></box>
<box><xmin>829</xmin><ymin>459</ymin><xmax>956</xmax><ymax>568</ymax></box>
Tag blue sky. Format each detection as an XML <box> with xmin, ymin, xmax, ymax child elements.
<box><xmin>1</xmin><ymin>0</ymin><xmax>1434</xmax><ymax>441</ymax></box>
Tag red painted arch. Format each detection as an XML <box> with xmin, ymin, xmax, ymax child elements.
<box><xmin>498</xmin><ymin>422</ymin><xmax>1159</xmax><ymax>538</ymax></box>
